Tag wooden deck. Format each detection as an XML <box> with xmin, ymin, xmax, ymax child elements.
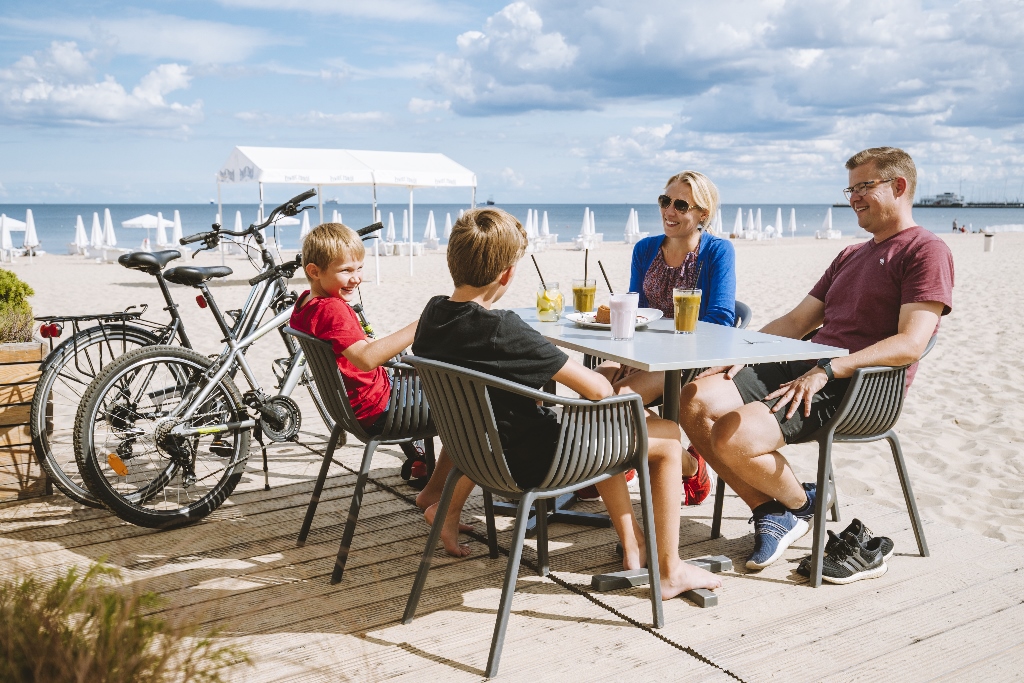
<box><xmin>2</xmin><ymin>427</ymin><xmax>1022</xmax><ymax>682</ymax></box>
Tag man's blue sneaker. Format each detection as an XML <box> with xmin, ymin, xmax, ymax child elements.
<box><xmin>746</xmin><ymin>501</ymin><xmax>810</xmax><ymax>570</ymax></box>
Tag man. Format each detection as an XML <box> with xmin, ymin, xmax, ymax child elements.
<box><xmin>680</xmin><ymin>147</ymin><xmax>954</xmax><ymax>572</ymax></box>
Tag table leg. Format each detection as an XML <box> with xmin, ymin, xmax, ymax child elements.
<box><xmin>662</xmin><ymin>369</ymin><xmax>682</xmax><ymax>424</ymax></box>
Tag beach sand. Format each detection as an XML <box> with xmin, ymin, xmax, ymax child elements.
<box><xmin>9</xmin><ymin>230</ymin><xmax>1023</xmax><ymax>544</ymax></box>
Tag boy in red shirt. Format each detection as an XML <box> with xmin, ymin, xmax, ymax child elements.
<box><xmin>290</xmin><ymin>222</ymin><xmax>417</xmax><ymax>435</ymax></box>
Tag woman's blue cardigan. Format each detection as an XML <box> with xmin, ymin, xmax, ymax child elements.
<box><xmin>628</xmin><ymin>232</ymin><xmax>736</xmax><ymax>327</ymax></box>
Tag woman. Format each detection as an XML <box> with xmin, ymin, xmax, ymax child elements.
<box><xmin>592</xmin><ymin>171</ymin><xmax>736</xmax><ymax>506</ymax></box>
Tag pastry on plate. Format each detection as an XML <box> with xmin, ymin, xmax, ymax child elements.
<box><xmin>594</xmin><ymin>305</ymin><xmax>611</xmax><ymax>324</ymax></box>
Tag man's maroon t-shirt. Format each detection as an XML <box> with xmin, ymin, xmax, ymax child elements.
<box><xmin>808</xmin><ymin>226</ymin><xmax>954</xmax><ymax>387</ymax></box>
<box><xmin>290</xmin><ymin>291</ymin><xmax>390</xmax><ymax>426</ymax></box>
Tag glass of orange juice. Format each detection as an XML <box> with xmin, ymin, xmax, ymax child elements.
<box><xmin>673</xmin><ymin>287</ymin><xmax>701</xmax><ymax>334</ymax></box>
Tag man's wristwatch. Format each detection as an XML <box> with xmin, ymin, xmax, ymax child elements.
<box><xmin>816</xmin><ymin>358</ymin><xmax>835</xmax><ymax>382</ymax></box>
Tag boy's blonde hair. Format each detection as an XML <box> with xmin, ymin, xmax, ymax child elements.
<box><xmin>665</xmin><ymin>170</ymin><xmax>719</xmax><ymax>229</ymax></box>
<box><xmin>447</xmin><ymin>209</ymin><xmax>528</xmax><ymax>287</ymax></box>
<box><xmin>302</xmin><ymin>222</ymin><xmax>365</xmax><ymax>274</ymax></box>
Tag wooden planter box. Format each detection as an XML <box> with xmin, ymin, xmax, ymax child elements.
<box><xmin>0</xmin><ymin>342</ymin><xmax>48</xmax><ymax>502</ymax></box>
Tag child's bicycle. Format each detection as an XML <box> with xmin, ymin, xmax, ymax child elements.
<box><xmin>70</xmin><ymin>190</ymin><xmax>418</xmax><ymax>528</ymax></box>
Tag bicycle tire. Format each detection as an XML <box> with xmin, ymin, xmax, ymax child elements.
<box><xmin>74</xmin><ymin>346</ymin><xmax>250</xmax><ymax>529</ymax></box>
<box><xmin>31</xmin><ymin>324</ymin><xmax>163</xmax><ymax>507</ymax></box>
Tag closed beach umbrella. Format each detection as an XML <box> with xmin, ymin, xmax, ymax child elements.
<box><xmin>332</xmin><ymin>209</ymin><xmax>340</xmax><ymax>223</ymax></box>
<box><xmin>0</xmin><ymin>217</ymin><xmax>13</xmax><ymax>253</ymax></box>
<box><xmin>746</xmin><ymin>209</ymin><xmax>755</xmax><ymax>234</ymax></box>
<box><xmin>581</xmin><ymin>207</ymin><xmax>590</xmax><ymax>235</ymax></box>
<box><xmin>734</xmin><ymin>208</ymin><xmax>743</xmax><ymax>235</ymax></box>
<box><xmin>590</xmin><ymin>210</ymin><xmax>597</xmax><ymax>235</ymax></box>
<box><xmin>74</xmin><ymin>215</ymin><xmax>88</xmax><ymax>250</ymax></box>
<box><xmin>386</xmin><ymin>213</ymin><xmax>396</xmax><ymax>242</ymax></box>
<box><xmin>103</xmin><ymin>209</ymin><xmax>117</xmax><ymax>247</ymax></box>
<box><xmin>541</xmin><ymin>211</ymin><xmax>550</xmax><ymax>236</ymax></box>
<box><xmin>788</xmin><ymin>208</ymin><xmax>797</xmax><ymax>237</ymax></box>
<box><xmin>299</xmin><ymin>211</ymin><xmax>311</xmax><ymax>240</ymax></box>
<box><xmin>625</xmin><ymin>209</ymin><xmax>635</xmax><ymax>235</ymax></box>
<box><xmin>155</xmin><ymin>212</ymin><xmax>169</xmax><ymax>247</ymax></box>
<box><xmin>712</xmin><ymin>209</ymin><xmax>722</xmax><ymax>234</ymax></box>
<box><xmin>774</xmin><ymin>208</ymin><xmax>783</xmax><ymax>238</ymax></box>
<box><xmin>24</xmin><ymin>209</ymin><xmax>39</xmax><ymax>251</ymax></box>
<box><xmin>172</xmin><ymin>210</ymin><xmax>184</xmax><ymax>245</ymax></box>
<box><xmin>823</xmin><ymin>207</ymin><xmax>833</xmax><ymax>231</ymax></box>
<box><xmin>424</xmin><ymin>210</ymin><xmax>437</xmax><ymax>240</ymax></box>
<box><xmin>755</xmin><ymin>208</ymin><xmax>762</xmax><ymax>235</ymax></box>
<box><xmin>234</xmin><ymin>211</ymin><xmax>244</xmax><ymax>233</ymax></box>
<box><xmin>444</xmin><ymin>212</ymin><xmax>452</xmax><ymax>239</ymax></box>
<box><xmin>90</xmin><ymin>213</ymin><xmax>103</xmax><ymax>249</ymax></box>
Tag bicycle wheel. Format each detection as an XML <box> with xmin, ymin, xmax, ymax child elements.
<box><xmin>74</xmin><ymin>346</ymin><xmax>250</xmax><ymax>529</ymax></box>
<box><xmin>31</xmin><ymin>324</ymin><xmax>162</xmax><ymax>507</ymax></box>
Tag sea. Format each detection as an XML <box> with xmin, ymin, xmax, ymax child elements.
<box><xmin>1</xmin><ymin>202</ymin><xmax>1022</xmax><ymax>253</ymax></box>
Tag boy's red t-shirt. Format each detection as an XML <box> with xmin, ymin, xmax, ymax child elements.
<box><xmin>290</xmin><ymin>291</ymin><xmax>390</xmax><ymax>427</ymax></box>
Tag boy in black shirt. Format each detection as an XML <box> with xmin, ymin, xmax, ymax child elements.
<box><xmin>413</xmin><ymin>208</ymin><xmax>720</xmax><ymax>599</ymax></box>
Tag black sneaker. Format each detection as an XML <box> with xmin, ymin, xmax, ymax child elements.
<box><xmin>796</xmin><ymin>518</ymin><xmax>894</xmax><ymax>577</ymax></box>
<box><xmin>819</xmin><ymin>531</ymin><xmax>888</xmax><ymax>584</ymax></box>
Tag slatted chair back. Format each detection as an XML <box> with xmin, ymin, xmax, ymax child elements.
<box><xmin>404</xmin><ymin>355</ymin><xmax>646</xmax><ymax>495</ymax></box>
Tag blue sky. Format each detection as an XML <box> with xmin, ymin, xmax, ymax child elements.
<box><xmin>1</xmin><ymin>0</ymin><xmax>1023</xmax><ymax>205</ymax></box>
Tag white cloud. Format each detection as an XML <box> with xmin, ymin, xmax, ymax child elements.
<box><xmin>0</xmin><ymin>42</ymin><xmax>201</xmax><ymax>129</ymax></box>
<box><xmin>214</xmin><ymin>0</ymin><xmax>459</xmax><ymax>23</ymax></box>
<box><xmin>234</xmin><ymin>109</ymin><xmax>387</xmax><ymax>125</ymax></box>
<box><xmin>408</xmin><ymin>97</ymin><xmax>450</xmax><ymax>114</ymax></box>
<box><xmin>500</xmin><ymin>167</ymin><xmax>525</xmax><ymax>187</ymax></box>
<box><xmin>1</xmin><ymin>15</ymin><xmax>286</xmax><ymax>64</ymax></box>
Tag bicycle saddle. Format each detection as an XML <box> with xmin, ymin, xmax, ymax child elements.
<box><xmin>118</xmin><ymin>250</ymin><xmax>181</xmax><ymax>274</ymax></box>
<box><xmin>163</xmin><ymin>265</ymin><xmax>234</xmax><ymax>287</ymax></box>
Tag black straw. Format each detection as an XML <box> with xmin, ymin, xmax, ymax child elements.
<box><xmin>598</xmin><ymin>260</ymin><xmax>614</xmax><ymax>294</ymax></box>
<box><xmin>531</xmin><ymin>254</ymin><xmax>547</xmax><ymax>290</ymax></box>
<box><xmin>692</xmin><ymin>233</ymin><xmax>704</xmax><ymax>287</ymax></box>
<box><xmin>584</xmin><ymin>248</ymin><xmax>589</xmax><ymax>283</ymax></box>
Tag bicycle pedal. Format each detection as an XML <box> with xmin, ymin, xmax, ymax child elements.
<box><xmin>209</xmin><ymin>439</ymin><xmax>234</xmax><ymax>458</ymax></box>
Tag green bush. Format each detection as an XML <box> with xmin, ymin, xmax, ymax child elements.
<box><xmin>0</xmin><ymin>564</ymin><xmax>249</xmax><ymax>683</ymax></box>
<box><xmin>0</xmin><ymin>268</ymin><xmax>34</xmax><ymax>343</ymax></box>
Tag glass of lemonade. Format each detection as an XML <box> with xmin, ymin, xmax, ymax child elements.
<box><xmin>536</xmin><ymin>282</ymin><xmax>564</xmax><ymax>322</ymax></box>
<box><xmin>572</xmin><ymin>278</ymin><xmax>597</xmax><ymax>313</ymax></box>
<box><xmin>673</xmin><ymin>287</ymin><xmax>701</xmax><ymax>334</ymax></box>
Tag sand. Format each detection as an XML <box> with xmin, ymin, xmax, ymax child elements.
<box><xmin>8</xmin><ymin>230</ymin><xmax>1023</xmax><ymax>544</ymax></box>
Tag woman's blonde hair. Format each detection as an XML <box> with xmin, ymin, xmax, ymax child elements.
<box><xmin>447</xmin><ymin>208</ymin><xmax>528</xmax><ymax>287</ymax></box>
<box><xmin>665</xmin><ymin>171</ymin><xmax>719</xmax><ymax>229</ymax></box>
<box><xmin>301</xmin><ymin>222</ymin><xmax>365</xmax><ymax>275</ymax></box>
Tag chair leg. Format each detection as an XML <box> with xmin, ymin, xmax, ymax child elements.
<box><xmin>710</xmin><ymin>476</ymin><xmax>727</xmax><ymax>540</ymax></box>
<box><xmin>485</xmin><ymin>491</ymin><xmax>536</xmax><ymax>679</ymax></box>
<box><xmin>886</xmin><ymin>431</ymin><xmax>929</xmax><ymax>557</ymax></box>
<box><xmin>636</xmin><ymin>455</ymin><xmax>664</xmax><ymax>628</ymax></box>
<box><xmin>482</xmin><ymin>491</ymin><xmax>499</xmax><ymax>559</ymax></box>
<box><xmin>809</xmin><ymin>437</ymin><xmax>834</xmax><ymax>587</ymax></box>
<box><xmin>535</xmin><ymin>498</ymin><xmax>549</xmax><ymax>577</ymax></box>
<box><xmin>330</xmin><ymin>440</ymin><xmax>378</xmax><ymax>585</ymax></box>
<box><xmin>403</xmin><ymin>467</ymin><xmax>463</xmax><ymax>624</ymax></box>
<box><xmin>829</xmin><ymin>469</ymin><xmax>841</xmax><ymax>523</ymax></box>
<box><xmin>297</xmin><ymin>427</ymin><xmax>343</xmax><ymax>546</ymax></box>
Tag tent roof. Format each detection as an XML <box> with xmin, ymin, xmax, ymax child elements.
<box><xmin>217</xmin><ymin>146</ymin><xmax>476</xmax><ymax>188</ymax></box>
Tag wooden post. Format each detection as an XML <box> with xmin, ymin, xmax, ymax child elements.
<box><xmin>0</xmin><ymin>342</ymin><xmax>47</xmax><ymax>501</ymax></box>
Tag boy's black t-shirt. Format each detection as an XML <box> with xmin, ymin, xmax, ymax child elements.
<box><xmin>412</xmin><ymin>295</ymin><xmax>569</xmax><ymax>488</ymax></box>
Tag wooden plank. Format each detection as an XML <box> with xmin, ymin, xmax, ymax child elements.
<box><xmin>0</xmin><ymin>424</ymin><xmax>31</xmax><ymax>447</ymax></box>
<box><xmin>0</xmin><ymin>403</ymin><xmax>31</xmax><ymax>427</ymax></box>
<box><xmin>0</xmin><ymin>364</ymin><xmax>41</xmax><ymax>385</ymax></box>
<box><xmin>0</xmin><ymin>447</ymin><xmax>47</xmax><ymax>501</ymax></box>
<box><xmin>0</xmin><ymin>342</ymin><xmax>45</xmax><ymax>364</ymax></box>
<box><xmin>0</xmin><ymin>383</ymin><xmax>36</xmax><ymax>404</ymax></box>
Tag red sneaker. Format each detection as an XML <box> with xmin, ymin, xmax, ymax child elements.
<box><xmin>683</xmin><ymin>446</ymin><xmax>711</xmax><ymax>506</ymax></box>
<box><xmin>576</xmin><ymin>469</ymin><xmax>636</xmax><ymax>502</ymax></box>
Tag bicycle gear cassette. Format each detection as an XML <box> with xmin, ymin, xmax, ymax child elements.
<box><xmin>260</xmin><ymin>395</ymin><xmax>301</xmax><ymax>442</ymax></box>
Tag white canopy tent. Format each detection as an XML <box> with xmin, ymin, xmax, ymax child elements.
<box><xmin>216</xmin><ymin>146</ymin><xmax>478</xmax><ymax>276</ymax></box>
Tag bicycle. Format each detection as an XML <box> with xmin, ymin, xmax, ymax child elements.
<box><xmin>32</xmin><ymin>250</ymin><xmax>192</xmax><ymax>507</ymax></box>
<box><xmin>72</xmin><ymin>190</ymin><xmax>384</xmax><ymax>528</ymax></box>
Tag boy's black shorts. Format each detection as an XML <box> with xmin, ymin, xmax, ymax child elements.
<box><xmin>731</xmin><ymin>361</ymin><xmax>850</xmax><ymax>444</ymax></box>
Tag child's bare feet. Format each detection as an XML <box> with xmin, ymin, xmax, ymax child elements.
<box><xmin>620</xmin><ymin>536</ymin><xmax>648</xmax><ymax>571</ymax></box>
<box><xmin>423</xmin><ymin>501</ymin><xmax>474</xmax><ymax>533</ymax></box>
<box><xmin>659</xmin><ymin>561</ymin><xmax>722</xmax><ymax>600</ymax></box>
<box><xmin>424</xmin><ymin>503</ymin><xmax>472</xmax><ymax>557</ymax></box>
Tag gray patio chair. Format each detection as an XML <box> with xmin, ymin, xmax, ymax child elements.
<box><xmin>710</xmin><ymin>334</ymin><xmax>937</xmax><ymax>587</ymax></box>
<box><xmin>284</xmin><ymin>327</ymin><xmax>435</xmax><ymax>585</ymax></box>
<box><xmin>400</xmin><ymin>355</ymin><xmax>663</xmax><ymax>679</ymax></box>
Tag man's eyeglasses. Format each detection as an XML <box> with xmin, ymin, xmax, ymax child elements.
<box><xmin>843</xmin><ymin>178</ymin><xmax>894</xmax><ymax>201</ymax></box>
<box><xmin>658</xmin><ymin>195</ymin><xmax>699</xmax><ymax>212</ymax></box>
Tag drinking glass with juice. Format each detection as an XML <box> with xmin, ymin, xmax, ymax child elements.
<box><xmin>673</xmin><ymin>287</ymin><xmax>701</xmax><ymax>334</ymax></box>
<box><xmin>572</xmin><ymin>278</ymin><xmax>596</xmax><ymax>313</ymax></box>
<box><xmin>536</xmin><ymin>282</ymin><xmax>564</xmax><ymax>322</ymax></box>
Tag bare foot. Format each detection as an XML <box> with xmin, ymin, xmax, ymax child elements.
<box><xmin>424</xmin><ymin>503</ymin><xmax>472</xmax><ymax>558</ymax></box>
<box><xmin>659</xmin><ymin>561</ymin><xmax>722</xmax><ymax>600</ymax></box>
<box><xmin>620</xmin><ymin>537</ymin><xmax>648</xmax><ymax>571</ymax></box>
<box><xmin>415</xmin><ymin>489</ymin><xmax>433</xmax><ymax>510</ymax></box>
<box><xmin>423</xmin><ymin>502</ymin><xmax>474</xmax><ymax>533</ymax></box>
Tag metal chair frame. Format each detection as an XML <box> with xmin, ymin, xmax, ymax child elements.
<box><xmin>284</xmin><ymin>327</ymin><xmax>435</xmax><ymax>584</ymax></box>
<box><xmin>400</xmin><ymin>355</ymin><xmax>663</xmax><ymax>679</ymax></box>
<box><xmin>710</xmin><ymin>334</ymin><xmax>937</xmax><ymax>587</ymax></box>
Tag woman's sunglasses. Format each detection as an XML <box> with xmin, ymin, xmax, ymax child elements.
<box><xmin>658</xmin><ymin>195</ymin><xmax>697</xmax><ymax>212</ymax></box>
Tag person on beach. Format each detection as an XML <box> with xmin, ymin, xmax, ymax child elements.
<box><xmin>679</xmin><ymin>147</ymin><xmax>954</xmax><ymax>571</ymax></box>
<box><xmin>412</xmin><ymin>207</ymin><xmax>721</xmax><ymax>597</ymax></box>
<box><xmin>589</xmin><ymin>171</ymin><xmax>736</xmax><ymax>506</ymax></box>
<box><xmin>289</xmin><ymin>222</ymin><xmax>431</xmax><ymax>498</ymax></box>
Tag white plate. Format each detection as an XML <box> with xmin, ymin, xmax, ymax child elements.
<box><xmin>566</xmin><ymin>307</ymin><xmax>664</xmax><ymax>330</ymax></box>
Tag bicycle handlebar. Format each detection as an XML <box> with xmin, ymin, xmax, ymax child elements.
<box><xmin>248</xmin><ymin>254</ymin><xmax>302</xmax><ymax>286</ymax></box>
<box><xmin>358</xmin><ymin>222</ymin><xmax>384</xmax><ymax>239</ymax></box>
<box><xmin>180</xmin><ymin>188</ymin><xmax>318</xmax><ymax>245</ymax></box>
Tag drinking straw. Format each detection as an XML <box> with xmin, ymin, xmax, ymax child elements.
<box><xmin>531</xmin><ymin>254</ymin><xmax>548</xmax><ymax>290</ymax></box>
<box><xmin>598</xmin><ymin>260</ymin><xmax>614</xmax><ymax>294</ymax></box>
<box><xmin>584</xmin><ymin>248</ymin><xmax>589</xmax><ymax>283</ymax></box>
<box><xmin>692</xmin><ymin>233</ymin><xmax>704</xmax><ymax>286</ymax></box>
